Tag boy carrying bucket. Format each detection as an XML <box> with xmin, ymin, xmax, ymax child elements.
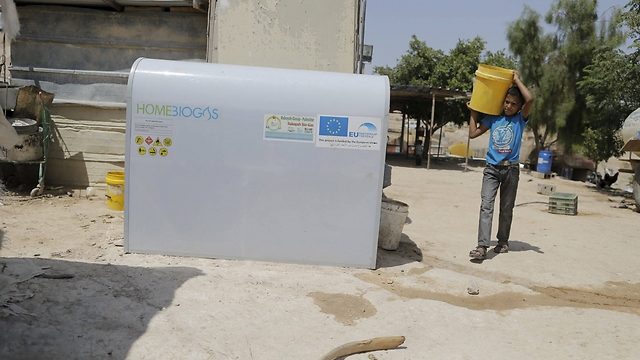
<box><xmin>467</xmin><ymin>70</ymin><xmax>534</xmax><ymax>260</ymax></box>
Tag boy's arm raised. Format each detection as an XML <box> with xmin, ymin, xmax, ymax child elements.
<box><xmin>513</xmin><ymin>70</ymin><xmax>534</xmax><ymax>119</ymax></box>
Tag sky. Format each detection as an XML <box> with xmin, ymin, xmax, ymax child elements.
<box><xmin>363</xmin><ymin>0</ymin><xmax>631</xmax><ymax>74</ymax></box>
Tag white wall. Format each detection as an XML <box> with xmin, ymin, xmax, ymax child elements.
<box><xmin>208</xmin><ymin>0</ymin><xmax>360</xmax><ymax>73</ymax></box>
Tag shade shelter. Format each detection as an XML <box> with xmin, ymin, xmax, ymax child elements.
<box><xmin>389</xmin><ymin>84</ymin><xmax>470</xmax><ymax>169</ymax></box>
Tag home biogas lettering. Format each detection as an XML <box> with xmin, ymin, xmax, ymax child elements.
<box><xmin>136</xmin><ymin>103</ymin><xmax>219</xmax><ymax>121</ymax></box>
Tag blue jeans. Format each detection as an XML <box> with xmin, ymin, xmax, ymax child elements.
<box><xmin>477</xmin><ymin>163</ymin><xmax>520</xmax><ymax>248</ymax></box>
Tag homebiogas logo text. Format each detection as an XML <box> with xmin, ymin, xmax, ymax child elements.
<box><xmin>136</xmin><ymin>103</ymin><xmax>219</xmax><ymax>121</ymax></box>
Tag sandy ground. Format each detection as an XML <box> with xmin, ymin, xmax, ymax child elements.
<box><xmin>1</xmin><ymin>156</ymin><xmax>639</xmax><ymax>360</ymax></box>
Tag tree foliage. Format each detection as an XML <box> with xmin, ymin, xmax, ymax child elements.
<box><xmin>374</xmin><ymin>35</ymin><xmax>445</xmax><ymax>87</ymax></box>
<box><xmin>507</xmin><ymin>6</ymin><xmax>561</xmax><ymax>153</ymax></box>
<box><xmin>579</xmin><ymin>0</ymin><xmax>640</xmax><ymax>114</ymax></box>
<box><xmin>578</xmin><ymin>126</ymin><xmax>624</xmax><ymax>170</ymax></box>
<box><xmin>506</xmin><ymin>0</ymin><xmax>625</xmax><ymax>160</ymax></box>
<box><xmin>578</xmin><ymin>0</ymin><xmax>640</xmax><ymax>164</ymax></box>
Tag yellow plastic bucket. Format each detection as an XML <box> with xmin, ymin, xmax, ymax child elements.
<box><xmin>106</xmin><ymin>171</ymin><xmax>125</xmax><ymax>211</ymax></box>
<box><xmin>469</xmin><ymin>64</ymin><xmax>514</xmax><ymax>115</ymax></box>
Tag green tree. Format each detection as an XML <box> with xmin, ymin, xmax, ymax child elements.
<box><xmin>507</xmin><ymin>6</ymin><xmax>561</xmax><ymax>154</ymax></box>
<box><xmin>579</xmin><ymin>0</ymin><xmax>640</xmax><ymax>113</ymax></box>
<box><xmin>374</xmin><ymin>35</ymin><xmax>445</xmax><ymax>87</ymax></box>
<box><xmin>578</xmin><ymin>126</ymin><xmax>624</xmax><ymax>171</ymax></box>
<box><xmin>548</xmin><ymin>0</ymin><xmax>625</xmax><ymax>148</ymax></box>
<box><xmin>507</xmin><ymin>0</ymin><xmax>625</xmax><ymax>159</ymax></box>
<box><xmin>578</xmin><ymin>0</ymin><xmax>639</xmax><ymax>166</ymax></box>
<box><xmin>484</xmin><ymin>50</ymin><xmax>520</xmax><ymax>70</ymax></box>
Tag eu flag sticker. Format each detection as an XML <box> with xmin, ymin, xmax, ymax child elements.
<box><xmin>319</xmin><ymin>116</ymin><xmax>349</xmax><ymax>137</ymax></box>
<box><xmin>316</xmin><ymin>115</ymin><xmax>382</xmax><ymax>150</ymax></box>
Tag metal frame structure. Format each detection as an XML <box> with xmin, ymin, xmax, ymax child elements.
<box><xmin>0</xmin><ymin>92</ymin><xmax>52</xmax><ymax>196</ymax></box>
<box><xmin>389</xmin><ymin>84</ymin><xmax>470</xmax><ymax>169</ymax></box>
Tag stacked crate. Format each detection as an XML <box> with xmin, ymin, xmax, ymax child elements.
<box><xmin>548</xmin><ymin>192</ymin><xmax>578</xmax><ymax>215</ymax></box>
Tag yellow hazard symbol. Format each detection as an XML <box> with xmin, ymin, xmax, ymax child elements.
<box><xmin>163</xmin><ymin>138</ymin><xmax>172</xmax><ymax>147</ymax></box>
<box><xmin>153</xmin><ymin>137</ymin><xmax>163</xmax><ymax>146</ymax></box>
<box><xmin>135</xmin><ymin>136</ymin><xmax>144</xmax><ymax>145</ymax></box>
<box><xmin>160</xmin><ymin>147</ymin><xmax>168</xmax><ymax>157</ymax></box>
<box><xmin>138</xmin><ymin>146</ymin><xmax>146</xmax><ymax>155</ymax></box>
<box><xmin>149</xmin><ymin>147</ymin><xmax>157</xmax><ymax>156</ymax></box>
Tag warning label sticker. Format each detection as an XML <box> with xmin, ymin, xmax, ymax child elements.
<box><xmin>134</xmin><ymin>136</ymin><xmax>171</xmax><ymax>158</ymax></box>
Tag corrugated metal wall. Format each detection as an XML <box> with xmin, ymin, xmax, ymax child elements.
<box><xmin>12</xmin><ymin>5</ymin><xmax>207</xmax><ymax>71</ymax></box>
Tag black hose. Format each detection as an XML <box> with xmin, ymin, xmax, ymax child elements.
<box><xmin>515</xmin><ymin>201</ymin><xmax>549</xmax><ymax>207</ymax></box>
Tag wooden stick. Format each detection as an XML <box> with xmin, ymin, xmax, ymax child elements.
<box><xmin>320</xmin><ymin>336</ymin><xmax>405</xmax><ymax>360</ymax></box>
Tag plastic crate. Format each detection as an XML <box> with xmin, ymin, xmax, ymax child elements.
<box><xmin>548</xmin><ymin>192</ymin><xmax>578</xmax><ymax>215</ymax></box>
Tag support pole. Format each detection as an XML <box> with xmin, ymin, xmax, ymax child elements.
<box><xmin>405</xmin><ymin>114</ymin><xmax>410</xmax><ymax>158</ymax></box>
<box><xmin>427</xmin><ymin>94</ymin><xmax>436</xmax><ymax>169</ymax></box>
<box><xmin>357</xmin><ymin>0</ymin><xmax>368</xmax><ymax>74</ymax></box>
<box><xmin>436</xmin><ymin>111</ymin><xmax>444</xmax><ymax>161</ymax></box>
<box><xmin>400</xmin><ymin>111</ymin><xmax>406</xmax><ymax>155</ymax></box>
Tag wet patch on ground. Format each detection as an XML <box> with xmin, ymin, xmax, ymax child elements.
<box><xmin>308</xmin><ymin>292</ymin><xmax>377</xmax><ymax>326</ymax></box>
<box><xmin>355</xmin><ymin>269</ymin><xmax>640</xmax><ymax>315</ymax></box>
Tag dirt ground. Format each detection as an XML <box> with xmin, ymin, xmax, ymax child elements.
<box><xmin>1</xmin><ymin>156</ymin><xmax>639</xmax><ymax>359</ymax></box>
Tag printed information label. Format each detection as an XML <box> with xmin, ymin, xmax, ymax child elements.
<box><xmin>133</xmin><ymin>119</ymin><xmax>175</xmax><ymax>136</ymax></box>
<box><xmin>263</xmin><ymin>114</ymin><xmax>315</xmax><ymax>142</ymax></box>
<box><xmin>315</xmin><ymin>115</ymin><xmax>382</xmax><ymax>150</ymax></box>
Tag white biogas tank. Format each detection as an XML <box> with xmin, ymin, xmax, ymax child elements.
<box><xmin>124</xmin><ymin>58</ymin><xmax>390</xmax><ymax>269</ymax></box>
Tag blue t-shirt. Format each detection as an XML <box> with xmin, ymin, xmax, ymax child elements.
<box><xmin>481</xmin><ymin>112</ymin><xmax>528</xmax><ymax>165</ymax></box>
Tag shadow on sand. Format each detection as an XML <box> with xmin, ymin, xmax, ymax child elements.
<box><xmin>470</xmin><ymin>240</ymin><xmax>544</xmax><ymax>263</ymax></box>
<box><xmin>503</xmin><ymin>240</ymin><xmax>544</xmax><ymax>254</ymax></box>
<box><xmin>376</xmin><ymin>233</ymin><xmax>422</xmax><ymax>269</ymax></box>
<box><xmin>0</xmin><ymin>257</ymin><xmax>202</xmax><ymax>359</ymax></box>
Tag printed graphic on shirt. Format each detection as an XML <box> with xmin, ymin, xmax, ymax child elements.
<box><xmin>491</xmin><ymin>124</ymin><xmax>514</xmax><ymax>154</ymax></box>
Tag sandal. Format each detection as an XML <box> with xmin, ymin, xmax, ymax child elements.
<box><xmin>469</xmin><ymin>247</ymin><xmax>487</xmax><ymax>260</ymax></box>
<box><xmin>493</xmin><ymin>243</ymin><xmax>509</xmax><ymax>253</ymax></box>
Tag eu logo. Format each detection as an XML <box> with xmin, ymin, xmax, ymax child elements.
<box><xmin>319</xmin><ymin>116</ymin><xmax>349</xmax><ymax>137</ymax></box>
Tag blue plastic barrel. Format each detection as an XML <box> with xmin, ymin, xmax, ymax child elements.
<box><xmin>537</xmin><ymin>150</ymin><xmax>553</xmax><ymax>174</ymax></box>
